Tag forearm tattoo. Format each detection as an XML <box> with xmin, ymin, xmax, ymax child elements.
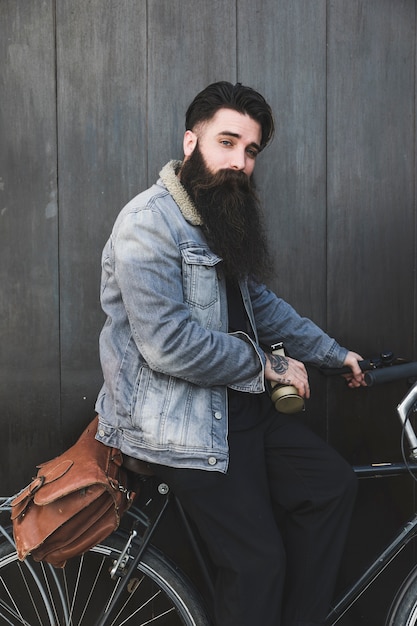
<box><xmin>268</xmin><ymin>354</ymin><xmax>291</xmax><ymax>384</ymax></box>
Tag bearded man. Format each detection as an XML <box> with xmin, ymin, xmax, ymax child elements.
<box><xmin>95</xmin><ymin>81</ymin><xmax>365</xmax><ymax>626</ymax></box>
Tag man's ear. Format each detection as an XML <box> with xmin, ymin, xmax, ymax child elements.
<box><xmin>183</xmin><ymin>130</ymin><xmax>197</xmax><ymax>157</ymax></box>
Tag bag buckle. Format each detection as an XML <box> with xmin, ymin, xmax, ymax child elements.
<box><xmin>29</xmin><ymin>475</ymin><xmax>45</xmax><ymax>496</ymax></box>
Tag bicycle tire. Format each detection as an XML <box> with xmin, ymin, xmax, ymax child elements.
<box><xmin>386</xmin><ymin>564</ymin><xmax>417</xmax><ymax>626</ymax></box>
<box><xmin>0</xmin><ymin>531</ymin><xmax>211</xmax><ymax>625</ymax></box>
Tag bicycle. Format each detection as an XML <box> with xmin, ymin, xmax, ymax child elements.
<box><xmin>2</xmin><ymin>356</ymin><xmax>417</xmax><ymax>625</ymax></box>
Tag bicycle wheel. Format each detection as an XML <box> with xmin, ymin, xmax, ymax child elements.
<box><xmin>386</xmin><ymin>565</ymin><xmax>417</xmax><ymax>625</ymax></box>
<box><xmin>0</xmin><ymin>531</ymin><xmax>211</xmax><ymax>625</ymax></box>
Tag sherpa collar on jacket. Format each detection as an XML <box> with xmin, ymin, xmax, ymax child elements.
<box><xmin>159</xmin><ymin>160</ymin><xmax>203</xmax><ymax>226</ymax></box>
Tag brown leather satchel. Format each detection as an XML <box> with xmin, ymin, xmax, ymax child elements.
<box><xmin>11</xmin><ymin>416</ymin><xmax>136</xmax><ymax>568</ymax></box>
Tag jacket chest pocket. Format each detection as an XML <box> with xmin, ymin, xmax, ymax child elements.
<box><xmin>181</xmin><ymin>246</ymin><xmax>221</xmax><ymax>313</ymax></box>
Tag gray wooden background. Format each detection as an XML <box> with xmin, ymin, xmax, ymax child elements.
<box><xmin>1</xmin><ymin>1</ymin><xmax>416</xmax><ymax>623</ymax></box>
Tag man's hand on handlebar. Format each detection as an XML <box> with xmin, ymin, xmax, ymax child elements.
<box><xmin>343</xmin><ymin>351</ymin><xmax>367</xmax><ymax>388</ymax></box>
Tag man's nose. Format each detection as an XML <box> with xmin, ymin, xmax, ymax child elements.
<box><xmin>229</xmin><ymin>150</ymin><xmax>246</xmax><ymax>170</ymax></box>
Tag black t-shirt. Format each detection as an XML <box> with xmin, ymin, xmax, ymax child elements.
<box><xmin>226</xmin><ymin>279</ymin><xmax>263</xmax><ymax>431</ymax></box>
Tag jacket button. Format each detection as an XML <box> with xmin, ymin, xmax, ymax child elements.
<box><xmin>214</xmin><ymin>411</ymin><xmax>222</xmax><ymax>420</ymax></box>
<box><xmin>98</xmin><ymin>429</ymin><xmax>105</xmax><ymax>437</ymax></box>
<box><xmin>208</xmin><ymin>457</ymin><xmax>217</xmax><ymax>466</ymax></box>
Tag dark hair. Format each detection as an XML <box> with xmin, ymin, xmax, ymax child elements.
<box><xmin>185</xmin><ymin>81</ymin><xmax>275</xmax><ymax>150</ymax></box>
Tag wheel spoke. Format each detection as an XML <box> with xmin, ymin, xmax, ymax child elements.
<box><xmin>0</xmin><ymin>536</ymin><xmax>209</xmax><ymax>625</ymax></box>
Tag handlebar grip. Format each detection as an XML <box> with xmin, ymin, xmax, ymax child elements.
<box><xmin>364</xmin><ymin>362</ymin><xmax>417</xmax><ymax>386</ymax></box>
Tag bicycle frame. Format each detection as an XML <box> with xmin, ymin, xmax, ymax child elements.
<box><xmin>113</xmin><ymin>469</ymin><xmax>417</xmax><ymax>626</ymax></box>
<box><xmin>326</xmin><ymin>467</ymin><xmax>417</xmax><ymax>624</ymax></box>
<box><xmin>326</xmin><ymin>380</ymin><xmax>417</xmax><ymax>624</ymax></box>
<box><xmin>98</xmin><ymin>380</ymin><xmax>417</xmax><ymax>626</ymax></box>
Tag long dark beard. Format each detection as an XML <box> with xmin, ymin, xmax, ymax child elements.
<box><xmin>179</xmin><ymin>145</ymin><xmax>273</xmax><ymax>282</ymax></box>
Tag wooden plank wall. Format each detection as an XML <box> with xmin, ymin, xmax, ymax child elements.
<box><xmin>1</xmin><ymin>2</ymin><xmax>416</xmax><ymax>623</ymax></box>
<box><xmin>0</xmin><ymin>0</ymin><xmax>61</xmax><ymax>487</ymax></box>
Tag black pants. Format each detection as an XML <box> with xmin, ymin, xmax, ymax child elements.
<box><xmin>157</xmin><ymin>404</ymin><xmax>357</xmax><ymax>626</ymax></box>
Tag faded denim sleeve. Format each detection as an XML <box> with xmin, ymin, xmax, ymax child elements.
<box><xmin>248</xmin><ymin>279</ymin><xmax>348</xmax><ymax>368</ymax></box>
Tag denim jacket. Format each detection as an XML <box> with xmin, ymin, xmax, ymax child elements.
<box><xmin>95</xmin><ymin>161</ymin><xmax>348</xmax><ymax>472</ymax></box>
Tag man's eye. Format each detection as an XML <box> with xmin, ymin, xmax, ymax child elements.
<box><xmin>220</xmin><ymin>139</ymin><xmax>232</xmax><ymax>146</ymax></box>
<box><xmin>247</xmin><ymin>148</ymin><xmax>258</xmax><ymax>158</ymax></box>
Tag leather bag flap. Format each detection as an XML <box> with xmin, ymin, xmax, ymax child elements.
<box><xmin>37</xmin><ymin>460</ymin><xmax>73</xmax><ymax>484</ymax></box>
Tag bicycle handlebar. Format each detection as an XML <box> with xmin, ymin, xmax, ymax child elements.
<box><xmin>321</xmin><ymin>358</ymin><xmax>417</xmax><ymax>386</ymax></box>
<box><xmin>364</xmin><ymin>362</ymin><xmax>417</xmax><ymax>386</ymax></box>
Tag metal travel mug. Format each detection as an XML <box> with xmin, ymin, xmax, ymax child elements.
<box><xmin>270</xmin><ymin>343</ymin><xmax>305</xmax><ymax>414</ymax></box>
